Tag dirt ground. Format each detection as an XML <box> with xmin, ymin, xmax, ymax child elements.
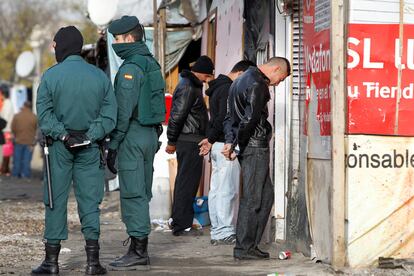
<box><xmin>0</xmin><ymin>173</ymin><xmax>412</xmax><ymax>276</ymax></box>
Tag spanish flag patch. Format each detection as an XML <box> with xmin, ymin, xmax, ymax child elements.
<box><xmin>124</xmin><ymin>74</ymin><xmax>133</xmax><ymax>80</ymax></box>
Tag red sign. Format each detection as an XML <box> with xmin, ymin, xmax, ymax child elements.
<box><xmin>303</xmin><ymin>0</ymin><xmax>331</xmax><ymax>136</ymax></box>
<box><xmin>347</xmin><ymin>24</ymin><xmax>414</xmax><ymax>135</ymax></box>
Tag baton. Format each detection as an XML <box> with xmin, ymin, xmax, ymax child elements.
<box><xmin>44</xmin><ymin>144</ymin><xmax>54</xmax><ymax>209</ymax></box>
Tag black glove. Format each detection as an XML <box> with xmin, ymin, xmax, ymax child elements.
<box><xmin>156</xmin><ymin>124</ymin><xmax>163</xmax><ymax>152</ymax></box>
<box><xmin>156</xmin><ymin>124</ymin><xmax>163</xmax><ymax>138</ymax></box>
<box><xmin>63</xmin><ymin>133</ymin><xmax>90</xmax><ymax>150</ymax></box>
<box><xmin>106</xmin><ymin>149</ymin><xmax>118</xmax><ymax>174</ymax></box>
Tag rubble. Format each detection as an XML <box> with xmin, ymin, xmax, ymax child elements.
<box><xmin>0</xmin><ymin>175</ymin><xmax>411</xmax><ymax>275</ymax></box>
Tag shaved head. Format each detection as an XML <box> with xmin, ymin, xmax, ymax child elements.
<box><xmin>258</xmin><ymin>56</ymin><xmax>291</xmax><ymax>86</ymax></box>
<box><xmin>265</xmin><ymin>57</ymin><xmax>291</xmax><ymax>76</ymax></box>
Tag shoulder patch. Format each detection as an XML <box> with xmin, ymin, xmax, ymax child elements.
<box><xmin>124</xmin><ymin>74</ymin><xmax>133</xmax><ymax>80</ymax></box>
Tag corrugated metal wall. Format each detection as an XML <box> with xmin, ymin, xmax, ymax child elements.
<box><xmin>285</xmin><ymin>0</ymin><xmax>312</xmax><ymax>255</ymax></box>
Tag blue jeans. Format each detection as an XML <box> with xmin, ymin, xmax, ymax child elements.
<box><xmin>12</xmin><ymin>144</ymin><xmax>33</xmax><ymax>178</ymax></box>
<box><xmin>209</xmin><ymin>142</ymin><xmax>240</xmax><ymax>240</ymax></box>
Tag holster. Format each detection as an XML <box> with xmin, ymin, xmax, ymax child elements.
<box><xmin>97</xmin><ymin>137</ymin><xmax>109</xmax><ymax>169</ymax></box>
<box><xmin>40</xmin><ymin>135</ymin><xmax>54</xmax><ymax>147</ymax></box>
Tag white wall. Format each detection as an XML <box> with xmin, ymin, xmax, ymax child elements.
<box><xmin>213</xmin><ymin>0</ymin><xmax>244</xmax><ymax>75</ymax></box>
<box><xmin>349</xmin><ymin>0</ymin><xmax>414</xmax><ymax>24</ymax></box>
<box><xmin>274</xmin><ymin>9</ymin><xmax>292</xmax><ymax>241</ymax></box>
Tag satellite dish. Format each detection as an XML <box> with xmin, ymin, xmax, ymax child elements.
<box><xmin>88</xmin><ymin>0</ymin><xmax>119</xmax><ymax>26</ymax></box>
<box><xmin>15</xmin><ymin>51</ymin><xmax>36</xmax><ymax>78</ymax></box>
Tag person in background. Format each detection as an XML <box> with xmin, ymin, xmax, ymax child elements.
<box><xmin>11</xmin><ymin>101</ymin><xmax>37</xmax><ymax>178</ymax></box>
<box><xmin>165</xmin><ymin>55</ymin><xmax>213</xmax><ymax>236</ymax></box>
<box><xmin>222</xmin><ymin>57</ymin><xmax>291</xmax><ymax>260</ymax></box>
<box><xmin>0</xmin><ymin>87</ymin><xmax>15</xmax><ymax>176</ymax></box>
<box><xmin>199</xmin><ymin>60</ymin><xmax>256</xmax><ymax>246</ymax></box>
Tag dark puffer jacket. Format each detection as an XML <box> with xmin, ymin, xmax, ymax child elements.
<box><xmin>223</xmin><ymin>66</ymin><xmax>272</xmax><ymax>151</ymax></box>
<box><xmin>167</xmin><ymin>70</ymin><xmax>208</xmax><ymax>145</ymax></box>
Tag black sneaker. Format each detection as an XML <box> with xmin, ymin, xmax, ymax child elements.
<box><xmin>211</xmin><ymin>235</ymin><xmax>236</xmax><ymax>246</ymax></box>
<box><xmin>223</xmin><ymin>235</ymin><xmax>236</xmax><ymax>244</ymax></box>
<box><xmin>210</xmin><ymin>239</ymin><xmax>219</xmax><ymax>246</ymax></box>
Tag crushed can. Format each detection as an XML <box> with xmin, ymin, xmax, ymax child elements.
<box><xmin>278</xmin><ymin>251</ymin><xmax>292</xmax><ymax>260</ymax></box>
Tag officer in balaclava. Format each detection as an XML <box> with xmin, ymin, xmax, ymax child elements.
<box><xmin>32</xmin><ymin>26</ymin><xmax>117</xmax><ymax>275</ymax></box>
<box><xmin>105</xmin><ymin>16</ymin><xmax>166</xmax><ymax>270</ymax></box>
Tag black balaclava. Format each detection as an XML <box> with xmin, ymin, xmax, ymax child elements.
<box><xmin>53</xmin><ymin>26</ymin><xmax>84</xmax><ymax>63</ymax></box>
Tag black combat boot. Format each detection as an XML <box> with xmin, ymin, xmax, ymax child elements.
<box><xmin>31</xmin><ymin>243</ymin><xmax>61</xmax><ymax>275</ymax></box>
<box><xmin>109</xmin><ymin>237</ymin><xmax>150</xmax><ymax>270</ymax></box>
<box><xmin>85</xmin><ymin>240</ymin><xmax>107</xmax><ymax>275</ymax></box>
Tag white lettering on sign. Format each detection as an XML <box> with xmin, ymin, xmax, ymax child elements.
<box><xmin>348</xmin><ymin>37</ymin><xmax>360</xmax><ymax>68</ymax></box>
<box><xmin>408</xmin><ymin>39</ymin><xmax>414</xmax><ymax>69</ymax></box>
<box><xmin>395</xmin><ymin>39</ymin><xmax>406</xmax><ymax>70</ymax></box>
<box><xmin>304</xmin><ymin>43</ymin><xmax>331</xmax><ymax>73</ymax></box>
<box><xmin>348</xmin><ymin>37</ymin><xmax>414</xmax><ymax>69</ymax></box>
<box><xmin>348</xmin><ymin>83</ymin><xmax>414</xmax><ymax>99</ymax></box>
<box><xmin>304</xmin><ymin>15</ymin><xmax>313</xmax><ymax>24</ymax></box>
<box><xmin>363</xmin><ymin>38</ymin><xmax>384</xmax><ymax>69</ymax></box>
<box><xmin>316</xmin><ymin>86</ymin><xmax>330</xmax><ymax>99</ymax></box>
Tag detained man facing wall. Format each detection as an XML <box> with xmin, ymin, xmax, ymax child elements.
<box><xmin>223</xmin><ymin>57</ymin><xmax>291</xmax><ymax>260</ymax></box>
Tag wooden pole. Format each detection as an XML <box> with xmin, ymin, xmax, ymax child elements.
<box><xmin>159</xmin><ymin>7</ymin><xmax>167</xmax><ymax>78</ymax></box>
<box><xmin>331</xmin><ymin>0</ymin><xmax>346</xmax><ymax>268</ymax></box>
<box><xmin>394</xmin><ymin>0</ymin><xmax>404</xmax><ymax>134</ymax></box>
<box><xmin>153</xmin><ymin>0</ymin><xmax>159</xmax><ymax>60</ymax></box>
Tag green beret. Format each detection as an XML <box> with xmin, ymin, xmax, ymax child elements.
<box><xmin>108</xmin><ymin>16</ymin><xmax>139</xmax><ymax>35</ymax></box>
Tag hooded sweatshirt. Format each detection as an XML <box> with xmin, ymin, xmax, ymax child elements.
<box><xmin>205</xmin><ymin>74</ymin><xmax>233</xmax><ymax>144</ymax></box>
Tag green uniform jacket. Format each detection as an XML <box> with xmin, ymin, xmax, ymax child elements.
<box><xmin>109</xmin><ymin>41</ymin><xmax>157</xmax><ymax>150</ymax></box>
<box><xmin>37</xmin><ymin>55</ymin><xmax>117</xmax><ymax>141</ymax></box>
<box><xmin>109</xmin><ymin>41</ymin><xmax>162</xmax><ymax>237</ymax></box>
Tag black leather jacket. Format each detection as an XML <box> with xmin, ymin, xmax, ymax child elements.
<box><xmin>167</xmin><ymin>70</ymin><xmax>208</xmax><ymax>145</ymax></box>
<box><xmin>224</xmin><ymin>66</ymin><xmax>272</xmax><ymax>151</ymax></box>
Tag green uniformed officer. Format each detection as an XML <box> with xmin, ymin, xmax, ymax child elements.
<box><xmin>106</xmin><ymin>16</ymin><xmax>166</xmax><ymax>270</ymax></box>
<box><xmin>32</xmin><ymin>26</ymin><xmax>117</xmax><ymax>275</ymax></box>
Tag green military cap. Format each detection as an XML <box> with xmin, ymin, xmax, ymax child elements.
<box><xmin>108</xmin><ymin>15</ymin><xmax>140</xmax><ymax>35</ymax></box>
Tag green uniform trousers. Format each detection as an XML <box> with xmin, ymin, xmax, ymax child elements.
<box><xmin>118</xmin><ymin>123</ymin><xmax>158</xmax><ymax>238</ymax></box>
<box><xmin>43</xmin><ymin>141</ymin><xmax>104</xmax><ymax>243</ymax></box>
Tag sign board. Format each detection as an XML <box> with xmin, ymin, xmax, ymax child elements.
<box><xmin>345</xmin><ymin>1</ymin><xmax>414</xmax><ymax>267</ymax></box>
<box><xmin>347</xmin><ymin>24</ymin><xmax>414</xmax><ymax>135</ymax></box>
<box><xmin>303</xmin><ymin>0</ymin><xmax>331</xmax><ymax>158</ymax></box>
<box><xmin>346</xmin><ymin>135</ymin><xmax>414</xmax><ymax>267</ymax></box>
